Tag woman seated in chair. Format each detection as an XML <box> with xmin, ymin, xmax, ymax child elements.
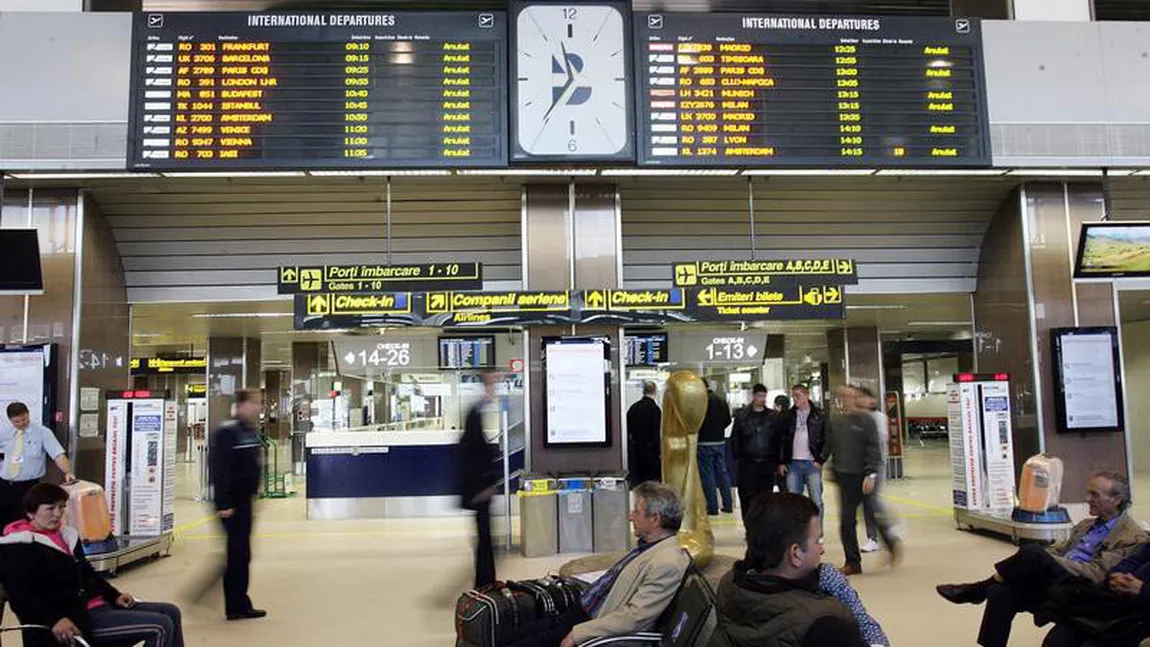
<box><xmin>0</xmin><ymin>483</ymin><xmax>184</xmax><ymax>647</ymax></box>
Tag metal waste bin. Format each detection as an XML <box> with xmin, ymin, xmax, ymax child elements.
<box><xmin>593</xmin><ymin>475</ymin><xmax>629</xmax><ymax>553</ymax></box>
<box><xmin>518</xmin><ymin>477</ymin><xmax>558</xmax><ymax>558</ymax></box>
<box><xmin>557</xmin><ymin>477</ymin><xmax>594</xmax><ymax>553</ymax></box>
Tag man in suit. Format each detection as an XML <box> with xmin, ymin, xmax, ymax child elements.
<box><xmin>626</xmin><ymin>381</ymin><xmax>662</xmax><ymax>487</ymax></box>
<box><xmin>458</xmin><ymin>372</ymin><xmax>500</xmax><ymax>589</ymax></box>
<box><xmin>506</xmin><ymin>481</ymin><xmax>691</xmax><ymax>647</ymax></box>
<box><xmin>937</xmin><ymin>470</ymin><xmax>1146</xmax><ymax>647</ymax></box>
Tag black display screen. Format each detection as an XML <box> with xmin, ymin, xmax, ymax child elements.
<box><xmin>634</xmin><ymin>13</ymin><xmax>991</xmax><ymax>167</ymax></box>
<box><xmin>0</xmin><ymin>230</ymin><xmax>44</xmax><ymax>295</ymax></box>
<box><xmin>128</xmin><ymin>11</ymin><xmax>508</xmax><ymax>169</ymax></box>
<box><xmin>438</xmin><ymin>335</ymin><xmax>496</xmax><ymax>369</ymax></box>
<box><xmin>625</xmin><ymin>333</ymin><xmax>668</xmax><ymax>366</ymax></box>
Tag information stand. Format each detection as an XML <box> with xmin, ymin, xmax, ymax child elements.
<box><xmin>947</xmin><ymin>373</ymin><xmax>1071</xmax><ymax>544</ymax></box>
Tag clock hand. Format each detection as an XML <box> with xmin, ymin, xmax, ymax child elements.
<box><xmin>542</xmin><ymin>43</ymin><xmax>578</xmax><ymax>123</ymax></box>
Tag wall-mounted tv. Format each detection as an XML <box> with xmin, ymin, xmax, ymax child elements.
<box><xmin>0</xmin><ymin>229</ymin><xmax>44</xmax><ymax>295</ymax></box>
<box><xmin>1075</xmin><ymin>221</ymin><xmax>1150</xmax><ymax>279</ymax></box>
<box><xmin>1051</xmin><ymin>327</ymin><xmax>1124</xmax><ymax>434</ymax></box>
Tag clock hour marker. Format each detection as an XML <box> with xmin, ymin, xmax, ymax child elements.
<box><xmin>567</xmin><ymin>23</ymin><xmax>573</xmax><ymax>38</ymax></box>
<box><xmin>569</xmin><ymin>120</ymin><xmax>575</xmax><ymax>135</ymax></box>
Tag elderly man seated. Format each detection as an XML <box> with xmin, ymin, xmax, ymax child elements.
<box><xmin>937</xmin><ymin>470</ymin><xmax>1146</xmax><ymax>647</ymax></box>
<box><xmin>506</xmin><ymin>481</ymin><xmax>690</xmax><ymax>647</ymax></box>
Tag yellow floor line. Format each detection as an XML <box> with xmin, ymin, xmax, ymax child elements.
<box><xmin>879</xmin><ymin>493</ymin><xmax>953</xmax><ymax>515</ymax></box>
<box><xmin>174</xmin><ymin>513</ymin><xmax>217</xmax><ymax>536</ymax></box>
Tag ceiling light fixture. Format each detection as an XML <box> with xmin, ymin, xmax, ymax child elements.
<box><xmin>600</xmin><ymin>168</ymin><xmax>739</xmax><ymax>176</ymax></box>
<box><xmin>1005</xmin><ymin>169</ymin><xmax>1104</xmax><ymax>177</ymax></box>
<box><xmin>846</xmin><ymin>304</ymin><xmax>907</xmax><ymax>310</ymax></box>
<box><xmin>458</xmin><ymin>169</ymin><xmax>600</xmax><ymax>176</ymax></box>
<box><xmin>9</xmin><ymin>172</ymin><xmax>160</xmax><ymax>180</ymax></box>
<box><xmin>190</xmin><ymin>312</ymin><xmax>292</xmax><ymax>319</ymax></box>
<box><xmin>161</xmin><ymin>171</ymin><xmax>306</xmax><ymax>178</ymax></box>
<box><xmin>308</xmin><ymin>170</ymin><xmax>451</xmax><ymax>177</ymax></box>
<box><xmin>874</xmin><ymin>169</ymin><xmax>1006</xmax><ymax>177</ymax></box>
<box><xmin>906</xmin><ymin>321</ymin><xmax>973</xmax><ymax>326</ymax></box>
<box><xmin>743</xmin><ymin>169</ymin><xmax>876</xmax><ymax>176</ymax></box>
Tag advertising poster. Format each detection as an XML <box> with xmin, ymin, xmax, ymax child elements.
<box><xmin>947</xmin><ymin>383</ymin><xmax>980</xmax><ymax>510</ymax></box>
<box><xmin>544</xmin><ymin>339</ymin><xmax>609</xmax><ymax>445</ymax></box>
<box><xmin>980</xmin><ymin>382</ymin><xmax>1017</xmax><ymax>515</ymax></box>
<box><xmin>162</xmin><ymin>401</ymin><xmax>177</xmax><ymax>533</ymax></box>
<box><xmin>0</xmin><ymin>349</ymin><xmax>46</xmax><ymax>425</ymax></box>
<box><xmin>129</xmin><ymin>399</ymin><xmax>164</xmax><ymax>536</ymax></box>
<box><xmin>885</xmin><ymin>391</ymin><xmax>904</xmax><ymax>460</ymax></box>
<box><xmin>104</xmin><ymin>400</ymin><xmax>128</xmax><ymax>536</ymax></box>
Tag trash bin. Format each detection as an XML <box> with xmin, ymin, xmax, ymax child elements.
<box><xmin>593</xmin><ymin>475</ymin><xmax>629</xmax><ymax>553</ymax></box>
<box><xmin>557</xmin><ymin>477</ymin><xmax>594</xmax><ymax>553</ymax></box>
<box><xmin>518</xmin><ymin>477</ymin><xmax>558</xmax><ymax>558</ymax></box>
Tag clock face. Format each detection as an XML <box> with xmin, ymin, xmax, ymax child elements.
<box><xmin>515</xmin><ymin>4</ymin><xmax>630</xmax><ymax>157</ymax></box>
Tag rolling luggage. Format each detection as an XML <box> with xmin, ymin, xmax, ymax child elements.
<box><xmin>62</xmin><ymin>480</ymin><xmax>112</xmax><ymax>542</ymax></box>
<box><xmin>508</xmin><ymin>576</ymin><xmax>587</xmax><ymax>618</ymax></box>
<box><xmin>455</xmin><ymin>583</ymin><xmax>537</xmax><ymax>647</ymax></box>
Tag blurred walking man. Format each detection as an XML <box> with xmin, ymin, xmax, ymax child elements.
<box><xmin>459</xmin><ymin>372</ymin><xmax>500</xmax><ymax>588</ymax></box>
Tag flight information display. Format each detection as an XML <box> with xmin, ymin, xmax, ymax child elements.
<box><xmin>625</xmin><ymin>333</ymin><xmax>668</xmax><ymax>366</ymax></box>
<box><xmin>128</xmin><ymin>11</ymin><xmax>508</xmax><ymax>169</ymax></box>
<box><xmin>634</xmin><ymin>14</ymin><xmax>990</xmax><ymax>167</ymax></box>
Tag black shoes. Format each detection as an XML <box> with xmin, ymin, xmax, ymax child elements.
<box><xmin>226</xmin><ymin>608</ymin><xmax>268</xmax><ymax>621</ymax></box>
<box><xmin>936</xmin><ymin>581</ymin><xmax>990</xmax><ymax>605</ymax></box>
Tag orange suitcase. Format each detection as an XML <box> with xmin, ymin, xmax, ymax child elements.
<box><xmin>1018</xmin><ymin>454</ymin><xmax>1064</xmax><ymax>513</ymax></box>
<box><xmin>63</xmin><ymin>480</ymin><xmax>113</xmax><ymax>542</ymax></box>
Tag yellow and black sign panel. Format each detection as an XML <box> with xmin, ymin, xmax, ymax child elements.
<box><xmin>278</xmin><ymin>263</ymin><xmax>482</xmax><ymax>295</ymax></box>
<box><xmin>427</xmin><ymin>291</ymin><xmax>570</xmax><ymax>314</ymax></box>
<box><xmin>689</xmin><ymin>286</ymin><xmax>845</xmax><ymax>320</ymax></box>
<box><xmin>130</xmin><ymin>356</ymin><xmax>208</xmax><ymax>375</ymax></box>
<box><xmin>672</xmin><ymin>259</ymin><xmax>858</xmax><ymax>288</ymax></box>
<box><xmin>583</xmin><ymin>289</ymin><xmax>686</xmax><ymax>312</ymax></box>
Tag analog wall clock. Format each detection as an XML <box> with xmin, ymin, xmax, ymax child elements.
<box><xmin>511</xmin><ymin>2</ymin><xmax>634</xmax><ymax>161</ymax></box>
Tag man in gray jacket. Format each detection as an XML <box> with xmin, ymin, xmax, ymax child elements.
<box><xmin>826</xmin><ymin>386</ymin><xmax>901</xmax><ymax>576</ymax></box>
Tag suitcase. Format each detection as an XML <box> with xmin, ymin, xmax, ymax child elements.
<box><xmin>1018</xmin><ymin>454</ymin><xmax>1064</xmax><ymax>513</ymax></box>
<box><xmin>62</xmin><ymin>480</ymin><xmax>113</xmax><ymax>542</ymax></box>
<box><xmin>508</xmin><ymin>576</ymin><xmax>587</xmax><ymax>618</ymax></box>
<box><xmin>455</xmin><ymin>583</ymin><xmax>538</xmax><ymax>647</ymax></box>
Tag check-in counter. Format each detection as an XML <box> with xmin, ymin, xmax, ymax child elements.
<box><xmin>305</xmin><ymin>429</ymin><xmax>525</xmax><ymax>520</ymax></box>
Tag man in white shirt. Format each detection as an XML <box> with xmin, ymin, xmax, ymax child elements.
<box><xmin>775</xmin><ymin>385</ymin><xmax>829</xmax><ymax>528</ymax></box>
<box><xmin>0</xmin><ymin>402</ymin><xmax>75</xmax><ymax>525</ymax></box>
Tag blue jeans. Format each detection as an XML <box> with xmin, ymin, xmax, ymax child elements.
<box><xmin>787</xmin><ymin>460</ymin><xmax>824</xmax><ymax>519</ymax></box>
<box><xmin>698</xmin><ymin>443</ymin><xmax>733</xmax><ymax>514</ymax></box>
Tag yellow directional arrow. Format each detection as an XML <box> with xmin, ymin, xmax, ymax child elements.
<box><xmin>300</xmin><ymin>268</ymin><xmax>323</xmax><ymax>292</ymax></box>
<box><xmin>675</xmin><ymin>264</ymin><xmax>698</xmax><ymax>286</ymax></box>
<box><xmin>823</xmin><ymin>286</ymin><xmax>842</xmax><ymax>304</ymax></box>
<box><xmin>696</xmin><ymin>288</ymin><xmax>716</xmax><ymax>307</ymax></box>
<box><xmin>428</xmin><ymin>292</ymin><xmax>449</xmax><ymax>312</ymax></box>
<box><xmin>836</xmin><ymin>259</ymin><xmax>854</xmax><ymax>275</ymax></box>
<box><xmin>585</xmin><ymin>290</ymin><xmax>607</xmax><ymax>309</ymax></box>
<box><xmin>306</xmin><ymin>294</ymin><xmax>330</xmax><ymax>315</ymax></box>
<box><xmin>280</xmin><ymin>267</ymin><xmax>299</xmax><ymax>283</ymax></box>
<box><xmin>802</xmin><ymin>288</ymin><xmax>823</xmax><ymax>306</ymax></box>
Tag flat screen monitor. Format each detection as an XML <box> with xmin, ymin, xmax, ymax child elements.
<box><xmin>625</xmin><ymin>333</ymin><xmax>668</xmax><ymax>366</ymax></box>
<box><xmin>1051</xmin><ymin>327</ymin><xmax>1124</xmax><ymax>434</ymax></box>
<box><xmin>542</xmin><ymin>336</ymin><xmax>611</xmax><ymax>447</ymax></box>
<box><xmin>1075</xmin><ymin>221</ymin><xmax>1150</xmax><ymax>278</ymax></box>
<box><xmin>438</xmin><ymin>336</ymin><xmax>496</xmax><ymax>370</ymax></box>
<box><xmin>0</xmin><ymin>230</ymin><xmax>44</xmax><ymax>295</ymax></box>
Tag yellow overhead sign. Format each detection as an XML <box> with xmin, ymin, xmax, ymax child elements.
<box><xmin>583</xmin><ymin>289</ymin><xmax>686</xmax><ymax>311</ymax></box>
<box><xmin>305</xmin><ymin>293</ymin><xmax>412</xmax><ymax>316</ymax></box>
<box><xmin>673</xmin><ymin>258</ymin><xmax>858</xmax><ymax>287</ymax></box>
<box><xmin>425</xmin><ymin>291</ymin><xmax>570</xmax><ymax>313</ymax></box>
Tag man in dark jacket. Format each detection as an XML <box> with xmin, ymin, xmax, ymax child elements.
<box><xmin>730</xmin><ymin>384</ymin><xmax>778</xmax><ymax>523</ymax></box>
<box><xmin>697</xmin><ymin>378</ymin><xmax>734</xmax><ymax>516</ymax></box>
<box><xmin>626</xmin><ymin>381</ymin><xmax>662</xmax><ymax>487</ymax></box>
<box><xmin>775</xmin><ymin>385</ymin><xmax>829</xmax><ymax>523</ymax></box>
<box><xmin>458</xmin><ymin>372</ymin><xmax>500</xmax><ymax>588</ymax></box>
<box><xmin>708</xmin><ymin>492</ymin><xmax>866</xmax><ymax>647</ymax></box>
<box><xmin>209</xmin><ymin>389</ymin><xmax>266</xmax><ymax>621</ymax></box>
<box><xmin>826</xmin><ymin>386</ymin><xmax>901</xmax><ymax>576</ymax></box>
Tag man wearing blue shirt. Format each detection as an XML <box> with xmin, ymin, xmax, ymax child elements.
<box><xmin>937</xmin><ymin>471</ymin><xmax>1145</xmax><ymax>647</ymax></box>
<box><xmin>0</xmin><ymin>402</ymin><xmax>75</xmax><ymax>525</ymax></box>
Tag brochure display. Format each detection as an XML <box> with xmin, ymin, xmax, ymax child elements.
<box><xmin>947</xmin><ymin>373</ymin><xmax>1072</xmax><ymax>544</ymax></box>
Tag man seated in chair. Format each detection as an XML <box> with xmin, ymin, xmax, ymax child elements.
<box><xmin>936</xmin><ymin>470</ymin><xmax>1146</xmax><ymax>647</ymax></box>
<box><xmin>507</xmin><ymin>481</ymin><xmax>690</xmax><ymax>647</ymax></box>
<box><xmin>708</xmin><ymin>492</ymin><xmax>867</xmax><ymax>647</ymax></box>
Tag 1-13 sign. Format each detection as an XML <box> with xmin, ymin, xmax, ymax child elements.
<box><xmin>704</xmin><ymin>336</ymin><xmax>760</xmax><ymax>362</ymax></box>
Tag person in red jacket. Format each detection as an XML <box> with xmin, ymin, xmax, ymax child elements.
<box><xmin>0</xmin><ymin>483</ymin><xmax>183</xmax><ymax>647</ymax></box>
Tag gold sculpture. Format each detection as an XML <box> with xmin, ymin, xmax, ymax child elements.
<box><xmin>660</xmin><ymin>370</ymin><xmax>713</xmax><ymax>567</ymax></box>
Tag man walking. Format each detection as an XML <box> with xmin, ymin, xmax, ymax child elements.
<box><xmin>730</xmin><ymin>384</ymin><xmax>778</xmax><ymax>522</ymax></box>
<box><xmin>626</xmin><ymin>381</ymin><xmax>662</xmax><ymax>487</ymax></box>
<box><xmin>776</xmin><ymin>385</ymin><xmax>828</xmax><ymax>523</ymax></box>
<box><xmin>0</xmin><ymin>402</ymin><xmax>75</xmax><ymax>525</ymax></box>
<box><xmin>827</xmin><ymin>386</ymin><xmax>901</xmax><ymax>576</ymax></box>
<box><xmin>209</xmin><ymin>390</ymin><xmax>266</xmax><ymax>621</ymax></box>
<box><xmin>458</xmin><ymin>372</ymin><xmax>500</xmax><ymax>589</ymax></box>
<box><xmin>697</xmin><ymin>378</ymin><xmax>733</xmax><ymax>516</ymax></box>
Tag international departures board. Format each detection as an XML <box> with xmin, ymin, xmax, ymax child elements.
<box><xmin>128</xmin><ymin>12</ymin><xmax>508</xmax><ymax>169</ymax></box>
<box><xmin>633</xmin><ymin>14</ymin><xmax>991</xmax><ymax>167</ymax></box>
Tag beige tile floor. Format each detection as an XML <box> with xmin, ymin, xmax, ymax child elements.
<box><xmin>6</xmin><ymin>441</ymin><xmax>1064</xmax><ymax>646</ymax></box>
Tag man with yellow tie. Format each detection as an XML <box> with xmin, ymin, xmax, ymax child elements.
<box><xmin>1</xmin><ymin>402</ymin><xmax>75</xmax><ymax>526</ymax></box>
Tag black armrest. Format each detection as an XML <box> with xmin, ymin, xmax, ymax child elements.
<box><xmin>578</xmin><ymin>631</ymin><xmax>663</xmax><ymax>647</ymax></box>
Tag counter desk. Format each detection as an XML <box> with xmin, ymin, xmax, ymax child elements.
<box><xmin>305</xmin><ymin>430</ymin><xmax>524</xmax><ymax>520</ymax></box>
